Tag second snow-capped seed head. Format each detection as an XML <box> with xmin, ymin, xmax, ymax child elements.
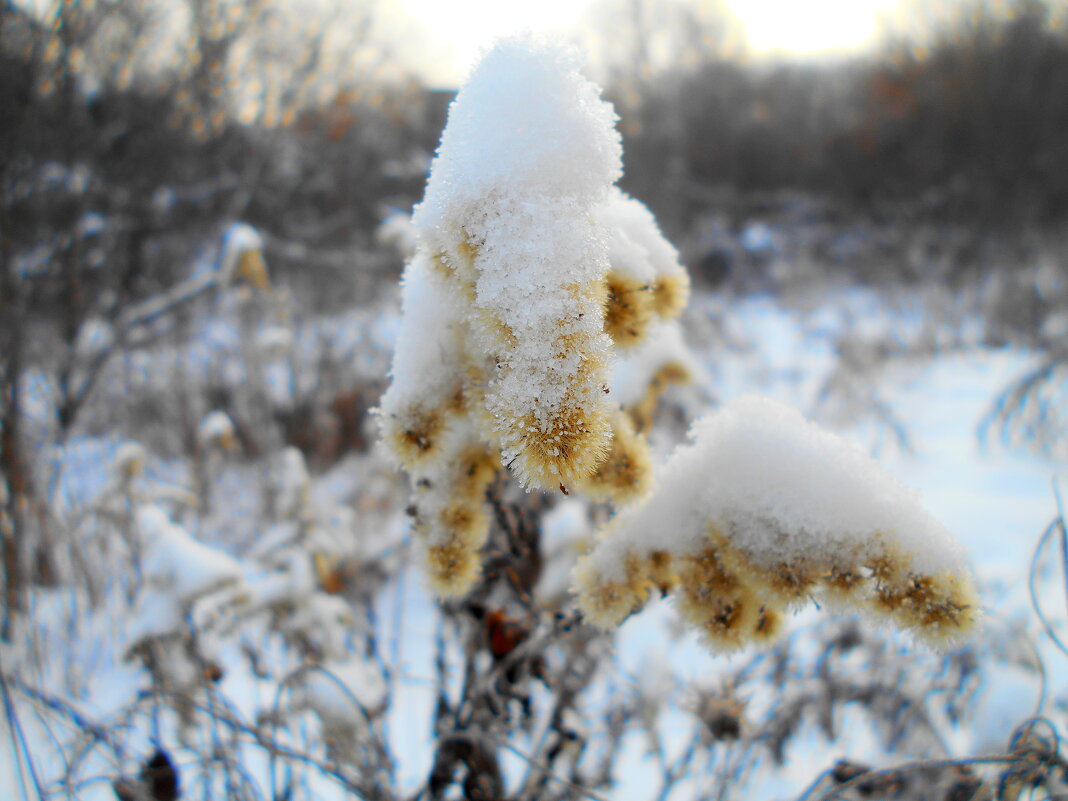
<box><xmin>573</xmin><ymin>395</ymin><xmax>980</xmax><ymax>649</ymax></box>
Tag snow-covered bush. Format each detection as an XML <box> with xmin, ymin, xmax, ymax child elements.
<box><xmin>379</xmin><ymin>35</ymin><xmax>977</xmax><ymax>651</ymax></box>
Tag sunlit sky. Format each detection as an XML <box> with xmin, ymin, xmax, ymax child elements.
<box><xmin>393</xmin><ymin>0</ymin><xmax>904</xmax><ymax>87</ymax></box>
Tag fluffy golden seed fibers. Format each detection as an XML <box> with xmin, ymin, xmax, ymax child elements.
<box><xmin>381</xmin><ymin>404</ymin><xmax>450</xmax><ymax>470</ymax></box>
<box><xmin>573</xmin><ymin>551</ymin><xmax>655</xmax><ymax>628</ymax></box>
<box><xmin>603</xmin><ymin>272</ymin><xmax>656</xmax><ymax>349</ymax></box>
<box><xmin>577</xmin><ymin>410</ymin><xmax>653</xmax><ymax>504</ymax></box>
<box><xmin>651</xmin><ymin>270</ymin><xmax>690</xmax><ymax>320</ymax></box>
<box><xmin>424</xmin><ymin>533</ymin><xmax>482</xmax><ymax>597</ymax></box>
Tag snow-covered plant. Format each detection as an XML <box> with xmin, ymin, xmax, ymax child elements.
<box><xmin>218</xmin><ymin>222</ymin><xmax>270</xmax><ymax>289</ymax></box>
<box><xmin>573</xmin><ymin>395</ymin><xmax>979</xmax><ymax>649</ymax></box>
<box><xmin>378</xmin><ymin>37</ymin><xmax>691</xmax><ymax>596</ymax></box>
<box><xmin>379</xmin><ymin>36</ymin><xmax>978</xmax><ymax>649</ymax></box>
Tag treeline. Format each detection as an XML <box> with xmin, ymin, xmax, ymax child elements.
<box><xmin>615</xmin><ymin>0</ymin><xmax>1068</xmax><ymax>231</ymax></box>
<box><xmin>0</xmin><ymin>0</ymin><xmax>436</xmax><ymax>315</ymax></box>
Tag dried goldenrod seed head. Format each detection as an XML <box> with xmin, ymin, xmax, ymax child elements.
<box><xmin>866</xmin><ymin>541</ymin><xmax>908</xmax><ymax>585</ymax></box>
<box><xmin>757</xmin><ymin>557</ymin><xmax>820</xmax><ymax>605</ymax></box>
<box><xmin>381</xmin><ymin>404</ymin><xmax>449</xmax><ymax>469</ymax></box>
<box><xmin>578</xmin><ymin>411</ymin><xmax>653</xmax><ymax>504</ymax></box>
<box><xmin>677</xmin><ymin>581</ymin><xmax>759</xmax><ymax>651</ymax></box>
<box><xmin>603</xmin><ymin>272</ymin><xmax>656</xmax><ymax>349</ymax></box>
<box><xmin>452</xmin><ymin>445</ymin><xmax>500</xmax><ymax>501</ymax></box>
<box><xmin>651</xmin><ymin>271</ymin><xmax>690</xmax><ymax>320</ymax></box>
<box><xmin>869</xmin><ymin>571</ymin><xmax>979</xmax><ymax>646</ymax></box>
<box><xmin>573</xmin><ymin>553</ymin><xmax>651</xmax><ymax>628</ymax></box>
<box><xmin>436</xmin><ymin>497</ymin><xmax>491</xmax><ymax>549</ymax></box>
<box><xmin>236</xmin><ymin>249</ymin><xmax>270</xmax><ymax>289</ymax></box>
<box><xmin>822</xmin><ymin>562</ymin><xmax>866</xmax><ymax>605</ymax></box>
<box><xmin>673</xmin><ymin>538</ymin><xmax>760</xmax><ymax>648</ymax></box>
<box><xmin>751</xmin><ymin>604</ymin><xmax>785</xmax><ymax>643</ymax></box>
<box><xmin>508</xmin><ymin>394</ymin><xmax>613</xmax><ymax>489</ymax></box>
<box><xmin>425</xmin><ymin>534</ymin><xmax>482</xmax><ymax>597</ymax></box>
<box><xmin>647</xmin><ymin>549</ymin><xmax>677</xmax><ymax>595</ymax></box>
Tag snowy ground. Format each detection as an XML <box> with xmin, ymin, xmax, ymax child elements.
<box><xmin>3</xmin><ymin>286</ymin><xmax>1065</xmax><ymax>800</ymax></box>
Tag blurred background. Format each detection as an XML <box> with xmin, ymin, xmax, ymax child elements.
<box><xmin>3</xmin><ymin>2</ymin><xmax>1068</xmax><ymax>798</ymax></box>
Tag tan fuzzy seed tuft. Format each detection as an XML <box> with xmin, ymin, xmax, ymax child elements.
<box><xmin>603</xmin><ymin>272</ymin><xmax>656</xmax><ymax>349</ymax></box>
<box><xmin>578</xmin><ymin>411</ymin><xmax>654</xmax><ymax>504</ymax></box>
<box><xmin>651</xmin><ymin>270</ymin><xmax>690</xmax><ymax>320</ymax></box>
<box><xmin>573</xmin><ymin>553</ymin><xmax>651</xmax><ymax>628</ymax></box>
<box><xmin>382</xmin><ymin>405</ymin><xmax>449</xmax><ymax>469</ymax></box>
<box><xmin>425</xmin><ymin>534</ymin><xmax>481</xmax><ymax>598</ymax></box>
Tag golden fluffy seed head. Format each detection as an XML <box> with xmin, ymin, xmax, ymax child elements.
<box><xmin>236</xmin><ymin>250</ymin><xmax>270</xmax><ymax>289</ymax></box>
<box><xmin>578</xmin><ymin>411</ymin><xmax>654</xmax><ymax>504</ymax></box>
<box><xmin>436</xmin><ymin>497</ymin><xmax>491</xmax><ymax>549</ymax></box>
<box><xmin>751</xmin><ymin>604</ymin><xmax>785</xmax><ymax>643</ymax></box>
<box><xmin>677</xmin><ymin>583</ymin><xmax>759</xmax><ymax>651</ymax></box>
<box><xmin>820</xmin><ymin>563</ymin><xmax>868</xmax><ymax>607</ymax></box>
<box><xmin>603</xmin><ymin>272</ymin><xmax>656</xmax><ymax>349</ymax></box>
<box><xmin>425</xmin><ymin>534</ymin><xmax>481</xmax><ymax>597</ymax></box>
<box><xmin>651</xmin><ymin>270</ymin><xmax>690</xmax><ymax>320</ymax></box>
<box><xmin>871</xmin><ymin>571</ymin><xmax>980</xmax><ymax>646</ymax></box>
<box><xmin>510</xmin><ymin>397</ymin><xmax>613</xmax><ymax>489</ymax></box>
<box><xmin>647</xmin><ymin>550</ymin><xmax>677</xmax><ymax>594</ymax></box>
<box><xmin>866</xmin><ymin>541</ymin><xmax>908</xmax><ymax>584</ymax></box>
<box><xmin>758</xmin><ymin>557</ymin><xmax>820</xmax><ymax>605</ymax></box>
<box><xmin>573</xmin><ymin>554</ymin><xmax>651</xmax><ymax>629</ymax></box>
<box><xmin>451</xmin><ymin>445</ymin><xmax>499</xmax><ymax>501</ymax></box>
<box><xmin>381</xmin><ymin>404</ymin><xmax>449</xmax><ymax>469</ymax></box>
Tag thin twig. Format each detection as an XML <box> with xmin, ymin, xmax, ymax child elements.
<box><xmin>1030</xmin><ymin>518</ymin><xmax>1068</xmax><ymax>663</ymax></box>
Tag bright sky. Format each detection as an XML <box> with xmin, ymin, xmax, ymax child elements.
<box><xmin>393</xmin><ymin>0</ymin><xmax>903</xmax><ymax>87</ymax></box>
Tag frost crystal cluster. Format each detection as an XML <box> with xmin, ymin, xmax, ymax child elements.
<box><xmin>378</xmin><ymin>37</ymin><xmax>691</xmax><ymax>595</ymax></box>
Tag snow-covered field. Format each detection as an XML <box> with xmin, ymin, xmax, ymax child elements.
<box><xmin>4</xmin><ymin>280</ymin><xmax>1064</xmax><ymax>800</ymax></box>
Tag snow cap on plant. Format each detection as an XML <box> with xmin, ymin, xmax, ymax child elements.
<box><xmin>378</xmin><ymin>35</ymin><xmax>694</xmax><ymax>598</ymax></box>
<box><xmin>197</xmin><ymin>410</ymin><xmax>236</xmax><ymax>452</ymax></box>
<box><xmin>111</xmin><ymin>441</ymin><xmax>148</xmax><ymax>480</ymax></box>
<box><xmin>411</xmin><ymin>34</ymin><xmax>622</xmax><ymax>491</ymax></box>
<box><xmin>597</xmin><ymin>188</ymin><xmax>691</xmax><ymax>349</ymax></box>
<box><xmin>218</xmin><ymin>222</ymin><xmax>269</xmax><ymax>288</ymax></box>
<box><xmin>379</xmin><ymin>253</ymin><xmax>469</xmax><ymax>471</ymax></box>
<box><xmin>574</xmin><ymin>395</ymin><xmax>979</xmax><ymax>648</ymax></box>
